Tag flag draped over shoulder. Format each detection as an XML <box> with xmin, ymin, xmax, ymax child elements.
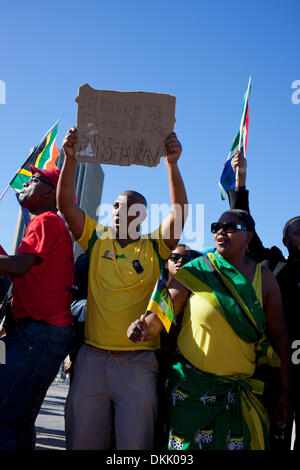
<box><xmin>10</xmin><ymin>121</ymin><xmax>60</xmax><ymax>191</ymax></box>
<box><xmin>146</xmin><ymin>279</ymin><xmax>174</xmax><ymax>332</ymax></box>
<box><xmin>219</xmin><ymin>78</ymin><xmax>251</xmax><ymax>200</ymax></box>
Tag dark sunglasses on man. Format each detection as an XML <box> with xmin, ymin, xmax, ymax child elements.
<box><xmin>211</xmin><ymin>221</ymin><xmax>249</xmax><ymax>234</ymax></box>
<box><xmin>168</xmin><ymin>253</ymin><xmax>193</xmax><ymax>264</ymax></box>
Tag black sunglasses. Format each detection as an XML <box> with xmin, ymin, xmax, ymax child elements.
<box><xmin>29</xmin><ymin>175</ymin><xmax>54</xmax><ymax>188</ymax></box>
<box><xmin>168</xmin><ymin>253</ymin><xmax>193</xmax><ymax>264</ymax></box>
<box><xmin>211</xmin><ymin>221</ymin><xmax>249</xmax><ymax>234</ymax></box>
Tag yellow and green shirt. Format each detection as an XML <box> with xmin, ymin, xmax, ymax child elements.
<box><xmin>177</xmin><ymin>264</ymin><xmax>263</xmax><ymax>376</ymax></box>
<box><xmin>77</xmin><ymin>212</ymin><xmax>172</xmax><ymax>350</ymax></box>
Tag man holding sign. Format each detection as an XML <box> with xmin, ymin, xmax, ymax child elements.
<box><xmin>58</xmin><ymin>126</ymin><xmax>188</xmax><ymax>450</ymax></box>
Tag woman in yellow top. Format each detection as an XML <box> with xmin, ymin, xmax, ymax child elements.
<box><xmin>127</xmin><ymin>210</ymin><xmax>290</xmax><ymax>450</ymax></box>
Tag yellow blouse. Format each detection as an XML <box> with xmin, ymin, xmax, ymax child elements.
<box><xmin>177</xmin><ymin>264</ymin><xmax>262</xmax><ymax>377</ymax></box>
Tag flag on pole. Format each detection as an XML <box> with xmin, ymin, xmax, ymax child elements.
<box><xmin>219</xmin><ymin>78</ymin><xmax>251</xmax><ymax>200</ymax></box>
<box><xmin>10</xmin><ymin>120</ymin><xmax>60</xmax><ymax>191</ymax></box>
<box><xmin>6</xmin><ymin>120</ymin><xmax>60</xmax><ymax>228</ymax></box>
<box><xmin>146</xmin><ymin>279</ymin><xmax>174</xmax><ymax>332</ymax></box>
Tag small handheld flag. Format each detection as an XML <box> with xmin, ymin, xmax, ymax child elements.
<box><xmin>219</xmin><ymin>78</ymin><xmax>251</xmax><ymax>199</ymax></box>
<box><xmin>146</xmin><ymin>279</ymin><xmax>174</xmax><ymax>332</ymax></box>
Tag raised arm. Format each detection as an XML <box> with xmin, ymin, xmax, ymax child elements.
<box><xmin>161</xmin><ymin>133</ymin><xmax>188</xmax><ymax>250</ymax></box>
<box><xmin>262</xmin><ymin>265</ymin><xmax>291</xmax><ymax>423</ymax></box>
<box><xmin>57</xmin><ymin>127</ymin><xmax>85</xmax><ymax>240</ymax></box>
<box><xmin>228</xmin><ymin>151</ymin><xmax>250</xmax><ymax>211</ymax></box>
<box><xmin>127</xmin><ymin>278</ymin><xmax>190</xmax><ymax>343</ymax></box>
<box><xmin>228</xmin><ymin>151</ymin><xmax>285</xmax><ymax>268</ymax></box>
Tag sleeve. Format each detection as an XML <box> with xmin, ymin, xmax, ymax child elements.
<box><xmin>228</xmin><ymin>188</ymin><xmax>285</xmax><ymax>267</ymax></box>
<box><xmin>228</xmin><ymin>188</ymin><xmax>250</xmax><ymax>212</ymax></box>
<box><xmin>0</xmin><ymin>245</ymin><xmax>8</xmax><ymax>256</ymax></box>
<box><xmin>147</xmin><ymin>224</ymin><xmax>172</xmax><ymax>266</ymax></box>
<box><xmin>76</xmin><ymin>211</ymin><xmax>105</xmax><ymax>253</ymax></box>
<box><xmin>17</xmin><ymin>214</ymin><xmax>59</xmax><ymax>261</ymax></box>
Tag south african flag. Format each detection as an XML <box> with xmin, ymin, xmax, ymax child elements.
<box><xmin>146</xmin><ymin>279</ymin><xmax>174</xmax><ymax>332</ymax></box>
<box><xmin>219</xmin><ymin>78</ymin><xmax>251</xmax><ymax>199</ymax></box>
<box><xmin>10</xmin><ymin>120</ymin><xmax>60</xmax><ymax>191</ymax></box>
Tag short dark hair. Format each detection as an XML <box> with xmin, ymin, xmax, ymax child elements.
<box><xmin>283</xmin><ymin>216</ymin><xmax>300</xmax><ymax>238</ymax></box>
<box><xmin>121</xmin><ymin>190</ymin><xmax>147</xmax><ymax>208</ymax></box>
<box><xmin>220</xmin><ymin>209</ymin><xmax>255</xmax><ymax>232</ymax></box>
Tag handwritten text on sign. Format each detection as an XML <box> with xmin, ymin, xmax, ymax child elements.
<box><xmin>75</xmin><ymin>85</ymin><xmax>176</xmax><ymax>167</ymax></box>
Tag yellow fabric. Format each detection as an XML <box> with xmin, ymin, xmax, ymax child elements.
<box><xmin>251</xmin><ymin>261</ymin><xmax>262</xmax><ymax>306</ymax></box>
<box><xmin>241</xmin><ymin>388</ymin><xmax>269</xmax><ymax>450</ymax></box>
<box><xmin>177</xmin><ymin>264</ymin><xmax>262</xmax><ymax>376</ymax></box>
<box><xmin>77</xmin><ymin>212</ymin><xmax>172</xmax><ymax>350</ymax></box>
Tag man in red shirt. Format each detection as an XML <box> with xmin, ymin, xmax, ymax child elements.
<box><xmin>0</xmin><ymin>166</ymin><xmax>75</xmax><ymax>450</ymax></box>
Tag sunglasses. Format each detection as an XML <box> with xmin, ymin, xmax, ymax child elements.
<box><xmin>29</xmin><ymin>175</ymin><xmax>54</xmax><ymax>188</ymax></box>
<box><xmin>168</xmin><ymin>253</ymin><xmax>193</xmax><ymax>264</ymax></box>
<box><xmin>211</xmin><ymin>221</ymin><xmax>249</xmax><ymax>234</ymax></box>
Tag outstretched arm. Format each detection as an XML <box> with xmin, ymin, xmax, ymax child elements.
<box><xmin>162</xmin><ymin>133</ymin><xmax>188</xmax><ymax>250</ymax></box>
<box><xmin>127</xmin><ymin>278</ymin><xmax>190</xmax><ymax>343</ymax></box>
<box><xmin>0</xmin><ymin>254</ymin><xmax>40</xmax><ymax>277</ymax></box>
<box><xmin>262</xmin><ymin>266</ymin><xmax>291</xmax><ymax>423</ymax></box>
<box><xmin>57</xmin><ymin>127</ymin><xmax>85</xmax><ymax>240</ymax></box>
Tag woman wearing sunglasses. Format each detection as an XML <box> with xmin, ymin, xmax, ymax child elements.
<box><xmin>128</xmin><ymin>209</ymin><xmax>290</xmax><ymax>450</ymax></box>
<box><xmin>155</xmin><ymin>244</ymin><xmax>199</xmax><ymax>447</ymax></box>
<box><xmin>161</xmin><ymin>245</ymin><xmax>196</xmax><ymax>285</ymax></box>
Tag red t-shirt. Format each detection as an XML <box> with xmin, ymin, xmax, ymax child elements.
<box><xmin>11</xmin><ymin>211</ymin><xmax>74</xmax><ymax>326</ymax></box>
<box><xmin>0</xmin><ymin>245</ymin><xmax>7</xmax><ymax>256</ymax></box>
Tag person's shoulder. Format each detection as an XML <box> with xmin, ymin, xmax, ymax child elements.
<box><xmin>32</xmin><ymin>212</ymin><xmax>72</xmax><ymax>241</ymax></box>
<box><xmin>259</xmin><ymin>263</ymin><xmax>281</xmax><ymax>309</ymax></box>
<box><xmin>260</xmin><ymin>263</ymin><xmax>279</xmax><ymax>293</ymax></box>
<box><xmin>40</xmin><ymin>211</ymin><xmax>69</xmax><ymax>229</ymax></box>
<box><xmin>276</xmin><ymin>259</ymin><xmax>299</xmax><ymax>284</ymax></box>
<box><xmin>33</xmin><ymin>210</ymin><xmax>60</xmax><ymax>222</ymax></box>
<box><xmin>267</xmin><ymin>245</ymin><xmax>286</xmax><ymax>265</ymax></box>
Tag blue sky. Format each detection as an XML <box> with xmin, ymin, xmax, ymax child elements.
<box><xmin>0</xmin><ymin>0</ymin><xmax>299</xmax><ymax>255</ymax></box>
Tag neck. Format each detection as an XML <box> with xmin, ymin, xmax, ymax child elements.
<box><xmin>116</xmin><ymin>235</ymin><xmax>140</xmax><ymax>247</ymax></box>
<box><xmin>288</xmin><ymin>250</ymin><xmax>300</xmax><ymax>262</ymax></box>
<box><xmin>29</xmin><ymin>206</ymin><xmax>57</xmax><ymax>219</ymax></box>
<box><xmin>219</xmin><ymin>251</ymin><xmax>255</xmax><ymax>282</ymax></box>
<box><xmin>219</xmin><ymin>250</ymin><xmax>249</xmax><ymax>270</ymax></box>
<box><xmin>115</xmin><ymin>226</ymin><xmax>141</xmax><ymax>246</ymax></box>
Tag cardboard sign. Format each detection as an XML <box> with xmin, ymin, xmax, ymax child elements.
<box><xmin>75</xmin><ymin>84</ymin><xmax>176</xmax><ymax>167</ymax></box>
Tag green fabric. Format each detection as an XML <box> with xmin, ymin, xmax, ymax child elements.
<box><xmin>166</xmin><ymin>353</ymin><xmax>269</xmax><ymax>450</ymax></box>
<box><xmin>10</xmin><ymin>172</ymin><xmax>28</xmax><ymax>190</ymax></box>
<box><xmin>148</xmin><ymin>237</ymin><xmax>165</xmax><ymax>272</ymax></box>
<box><xmin>148</xmin><ymin>279</ymin><xmax>174</xmax><ymax>331</ymax></box>
<box><xmin>174</xmin><ymin>250</ymin><xmax>280</xmax><ymax>376</ymax></box>
<box><xmin>175</xmin><ymin>251</ymin><xmax>265</xmax><ymax>344</ymax></box>
<box><xmin>10</xmin><ymin>122</ymin><xmax>59</xmax><ymax>190</ymax></box>
<box><xmin>86</xmin><ymin>228</ymin><xmax>99</xmax><ymax>261</ymax></box>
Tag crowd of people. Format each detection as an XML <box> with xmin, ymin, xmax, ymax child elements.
<box><xmin>0</xmin><ymin>126</ymin><xmax>299</xmax><ymax>451</ymax></box>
